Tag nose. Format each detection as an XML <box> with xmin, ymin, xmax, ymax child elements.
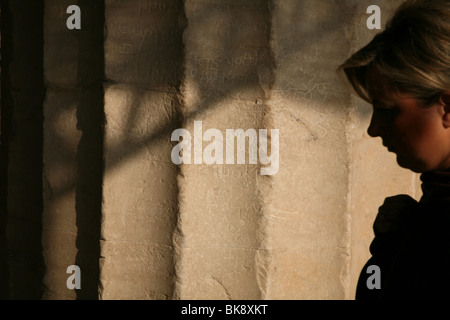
<box><xmin>367</xmin><ymin>110</ymin><xmax>382</xmax><ymax>138</ymax></box>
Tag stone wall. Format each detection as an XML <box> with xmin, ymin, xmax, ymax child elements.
<box><xmin>0</xmin><ymin>0</ymin><xmax>420</xmax><ymax>300</ymax></box>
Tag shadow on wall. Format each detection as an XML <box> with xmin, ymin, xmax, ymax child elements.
<box><xmin>1</xmin><ymin>0</ymin><xmax>368</xmax><ymax>299</ymax></box>
<box><xmin>47</xmin><ymin>0</ymin><xmax>356</xmax><ymax>202</ymax></box>
<box><xmin>0</xmin><ymin>0</ymin><xmax>9</xmax><ymax>300</ymax></box>
<box><xmin>1</xmin><ymin>0</ymin><xmax>45</xmax><ymax>299</ymax></box>
<box><xmin>73</xmin><ymin>0</ymin><xmax>105</xmax><ymax>300</ymax></box>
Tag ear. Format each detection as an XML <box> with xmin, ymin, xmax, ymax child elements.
<box><xmin>440</xmin><ymin>90</ymin><xmax>450</xmax><ymax>128</ymax></box>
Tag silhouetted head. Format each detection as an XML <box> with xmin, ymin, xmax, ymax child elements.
<box><xmin>339</xmin><ymin>0</ymin><xmax>450</xmax><ymax>173</ymax></box>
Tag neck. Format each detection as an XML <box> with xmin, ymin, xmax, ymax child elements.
<box><xmin>420</xmin><ymin>169</ymin><xmax>450</xmax><ymax>205</ymax></box>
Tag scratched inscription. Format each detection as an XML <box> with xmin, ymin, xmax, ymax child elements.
<box><xmin>105</xmin><ymin>0</ymin><xmax>183</xmax><ymax>85</ymax></box>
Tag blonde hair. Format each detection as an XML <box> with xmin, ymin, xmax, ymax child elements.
<box><xmin>340</xmin><ymin>0</ymin><xmax>450</xmax><ymax>105</ymax></box>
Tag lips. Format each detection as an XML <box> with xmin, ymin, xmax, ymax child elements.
<box><xmin>382</xmin><ymin>140</ymin><xmax>393</xmax><ymax>152</ymax></box>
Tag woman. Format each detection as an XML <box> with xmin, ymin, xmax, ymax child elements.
<box><xmin>340</xmin><ymin>0</ymin><xmax>450</xmax><ymax>299</ymax></box>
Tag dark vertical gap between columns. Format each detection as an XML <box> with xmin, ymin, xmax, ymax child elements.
<box><xmin>74</xmin><ymin>0</ymin><xmax>105</xmax><ymax>300</ymax></box>
<box><xmin>2</xmin><ymin>0</ymin><xmax>45</xmax><ymax>299</ymax></box>
<box><xmin>0</xmin><ymin>0</ymin><xmax>10</xmax><ymax>300</ymax></box>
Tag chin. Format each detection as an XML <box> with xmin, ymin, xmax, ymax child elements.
<box><xmin>396</xmin><ymin>155</ymin><xmax>426</xmax><ymax>173</ymax></box>
<box><xmin>398</xmin><ymin>163</ymin><xmax>422</xmax><ymax>173</ymax></box>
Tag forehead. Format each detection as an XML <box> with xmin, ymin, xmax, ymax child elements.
<box><xmin>364</xmin><ymin>67</ymin><xmax>410</xmax><ymax>104</ymax></box>
<box><xmin>365</xmin><ymin>70</ymin><xmax>428</xmax><ymax>113</ymax></box>
<box><xmin>365</xmin><ymin>68</ymin><xmax>394</xmax><ymax>99</ymax></box>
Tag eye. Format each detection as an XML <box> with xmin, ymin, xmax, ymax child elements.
<box><xmin>373</xmin><ymin>105</ymin><xmax>399</xmax><ymax>120</ymax></box>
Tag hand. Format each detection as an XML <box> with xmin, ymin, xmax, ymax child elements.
<box><xmin>373</xmin><ymin>195</ymin><xmax>418</xmax><ymax>234</ymax></box>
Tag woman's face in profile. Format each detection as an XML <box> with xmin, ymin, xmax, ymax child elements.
<box><xmin>366</xmin><ymin>72</ymin><xmax>450</xmax><ymax>173</ymax></box>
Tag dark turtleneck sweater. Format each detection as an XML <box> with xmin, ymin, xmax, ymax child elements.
<box><xmin>356</xmin><ymin>170</ymin><xmax>450</xmax><ymax>300</ymax></box>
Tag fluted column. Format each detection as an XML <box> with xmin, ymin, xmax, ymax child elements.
<box><xmin>100</xmin><ymin>0</ymin><xmax>185</xmax><ymax>299</ymax></box>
